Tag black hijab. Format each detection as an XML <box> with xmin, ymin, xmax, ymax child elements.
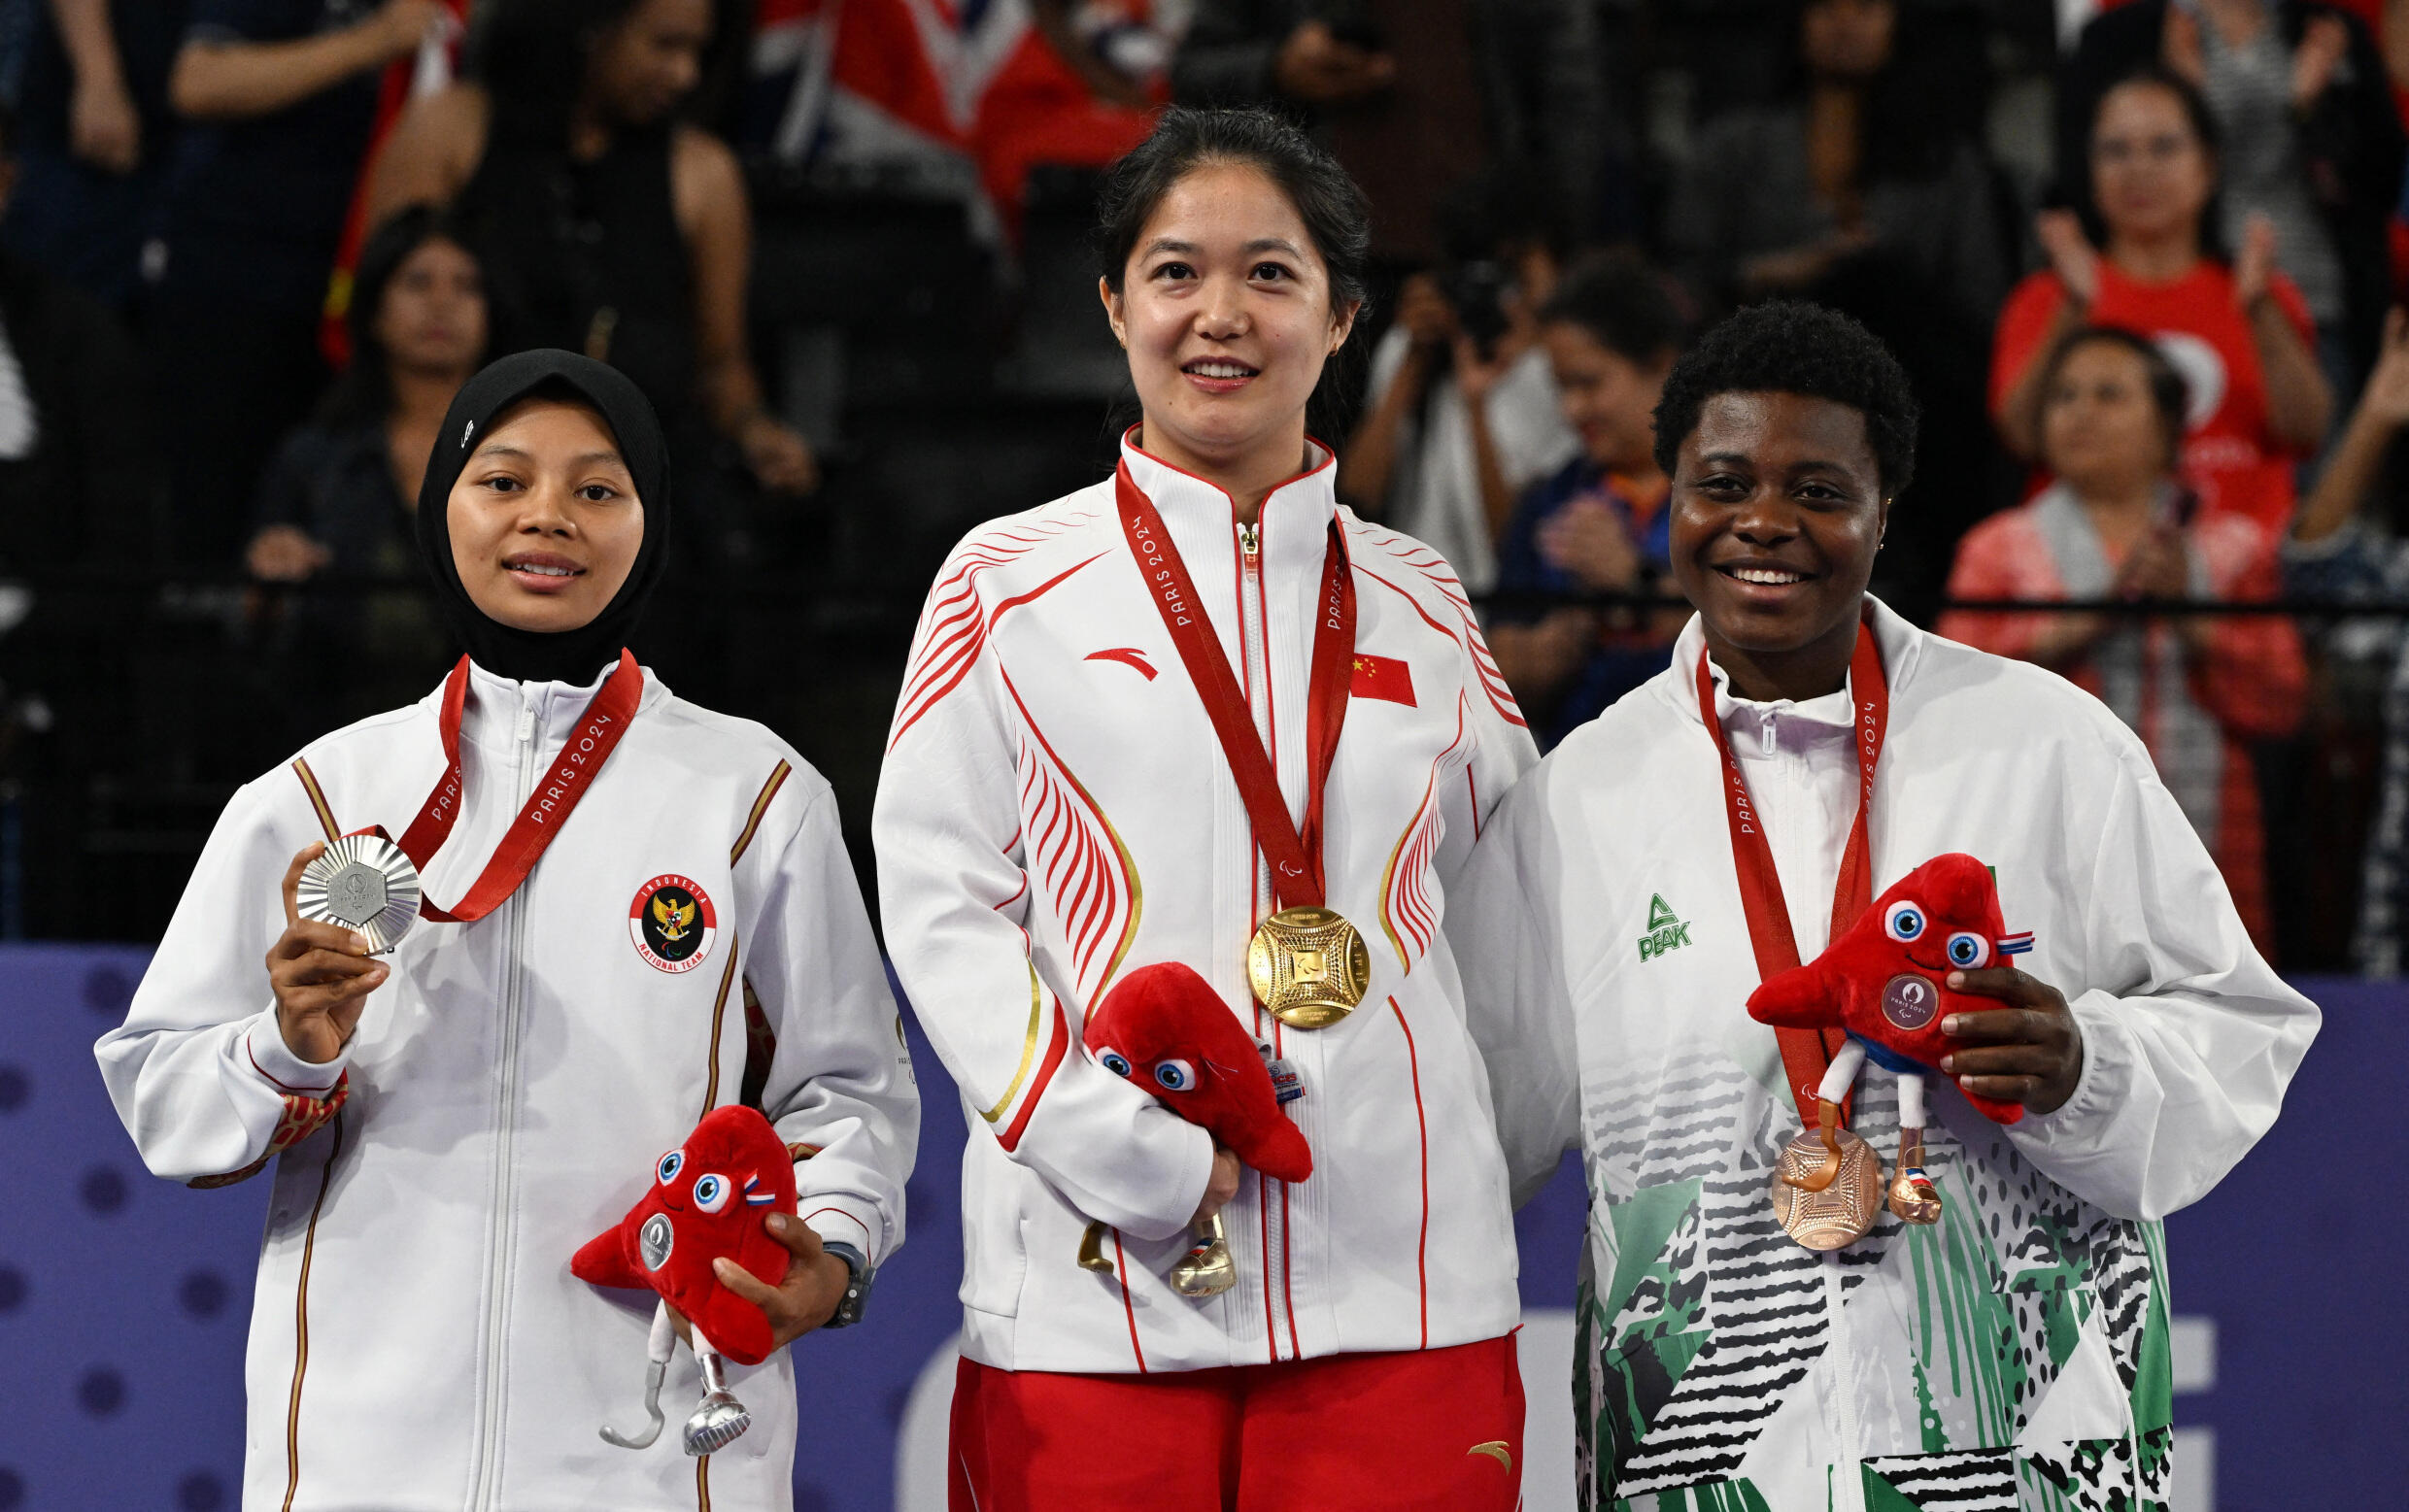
<box><xmin>416</xmin><ymin>350</ymin><xmax>671</xmax><ymax>684</ymax></box>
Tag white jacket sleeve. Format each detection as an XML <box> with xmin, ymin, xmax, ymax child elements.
<box><xmin>2006</xmin><ymin>737</ymin><xmax>2320</xmax><ymax>1221</ymax></box>
<box><xmin>1447</xmin><ymin>768</ymin><xmax>1580</xmax><ymax>1208</ymax></box>
<box><xmin>1433</xmin><ymin>615</ymin><xmax>1542</xmax><ymax>893</ymax></box>
<box><xmin>742</xmin><ymin>780</ymin><xmax>919</xmax><ymax>1266</ymax></box>
<box><xmin>874</xmin><ymin>585</ymin><xmax>1212</xmax><ymax>1243</ymax></box>
<box><xmin>94</xmin><ymin>776</ymin><xmax>355</xmax><ymax>1185</ymax></box>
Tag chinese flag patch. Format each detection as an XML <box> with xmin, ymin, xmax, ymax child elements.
<box><xmin>1349</xmin><ymin>654</ymin><xmax>1416</xmax><ymax>707</ymax></box>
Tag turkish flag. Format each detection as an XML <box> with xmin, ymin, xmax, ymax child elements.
<box><xmin>1349</xmin><ymin>655</ymin><xmax>1416</xmax><ymax>707</ymax></box>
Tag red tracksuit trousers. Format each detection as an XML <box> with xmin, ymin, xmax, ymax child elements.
<box><xmin>948</xmin><ymin>1333</ymin><xmax>1526</xmax><ymax>1511</ymax></box>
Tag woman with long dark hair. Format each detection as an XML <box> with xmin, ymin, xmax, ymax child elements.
<box><xmin>362</xmin><ymin>0</ymin><xmax>815</xmax><ymax>496</ymax></box>
<box><xmin>875</xmin><ymin>107</ymin><xmax>1537</xmax><ymax>1509</ymax></box>
<box><xmin>245</xmin><ymin>206</ymin><xmax>488</xmax><ymax>724</ymax></box>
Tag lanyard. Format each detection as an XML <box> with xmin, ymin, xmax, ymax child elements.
<box><xmin>391</xmin><ymin>650</ymin><xmax>645</xmax><ymax>924</ymax></box>
<box><xmin>1694</xmin><ymin>617</ymin><xmax>1887</xmax><ymax>1129</ymax></box>
<box><xmin>1115</xmin><ymin>461</ymin><xmax>1354</xmax><ymax>910</ymax></box>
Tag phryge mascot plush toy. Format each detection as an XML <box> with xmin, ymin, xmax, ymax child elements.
<box><xmin>1076</xmin><ymin>962</ymin><xmax>1311</xmax><ymax>1294</ymax></box>
<box><xmin>573</xmin><ymin>1104</ymin><xmax>797</xmax><ymax>1455</ymax></box>
<box><xmin>1746</xmin><ymin>853</ymin><xmax>2032</xmax><ymax>1224</ymax></box>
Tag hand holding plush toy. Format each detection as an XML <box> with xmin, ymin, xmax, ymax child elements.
<box><xmin>573</xmin><ymin>1104</ymin><xmax>797</xmax><ymax>1455</ymax></box>
<box><xmin>1084</xmin><ymin>961</ymin><xmax>1312</xmax><ymax>1183</ymax></box>
<box><xmin>1076</xmin><ymin>962</ymin><xmax>1312</xmax><ymax>1295</ymax></box>
<box><xmin>1747</xmin><ymin>853</ymin><xmax>2032</xmax><ymax>1223</ymax></box>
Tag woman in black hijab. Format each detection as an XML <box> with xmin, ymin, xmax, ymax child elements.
<box><xmin>96</xmin><ymin>350</ymin><xmax>917</xmax><ymax>1508</ymax></box>
<box><xmin>416</xmin><ymin>347</ymin><xmax>674</xmax><ymax>683</ymax></box>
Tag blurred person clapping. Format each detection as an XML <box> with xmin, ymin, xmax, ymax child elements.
<box><xmin>1997</xmin><ymin>67</ymin><xmax>2333</xmax><ymax>531</ymax></box>
<box><xmin>2058</xmin><ymin>0</ymin><xmax>2402</xmax><ymax>389</ymax></box>
<box><xmin>1947</xmin><ymin>326</ymin><xmax>2303</xmax><ymax>949</ymax></box>
<box><xmin>368</xmin><ymin>0</ymin><xmax>818</xmax><ymax>500</ymax></box>
<box><xmin>1486</xmin><ymin>253</ymin><xmax>1689</xmax><ymax>747</ymax></box>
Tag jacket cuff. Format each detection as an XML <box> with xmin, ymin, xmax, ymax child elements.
<box><xmin>2011</xmin><ymin>989</ymin><xmax>2129</xmax><ymax>1152</ymax></box>
<box><xmin>795</xmin><ymin>1193</ymin><xmax>881</xmax><ymax>1266</ymax></box>
<box><xmin>242</xmin><ymin>1009</ymin><xmax>350</xmax><ymax>1097</ymax></box>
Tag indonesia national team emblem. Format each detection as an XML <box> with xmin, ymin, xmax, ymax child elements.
<box><xmin>630</xmin><ymin>875</ymin><xmax>717</xmax><ymax>973</ymax></box>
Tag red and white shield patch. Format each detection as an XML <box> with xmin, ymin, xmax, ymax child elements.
<box><xmin>629</xmin><ymin>874</ymin><xmax>718</xmax><ymax>973</ymax></box>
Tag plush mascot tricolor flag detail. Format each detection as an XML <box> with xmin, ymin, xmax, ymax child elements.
<box><xmin>1747</xmin><ymin>852</ymin><xmax>2033</xmax><ymax>1126</ymax></box>
<box><xmin>1083</xmin><ymin>962</ymin><xmax>1313</xmax><ymax>1183</ymax></box>
<box><xmin>572</xmin><ymin>1105</ymin><xmax>798</xmax><ymax>1365</ymax></box>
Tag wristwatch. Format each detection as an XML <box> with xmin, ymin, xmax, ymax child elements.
<box><xmin>819</xmin><ymin>1239</ymin><xmax>873</xmax><ymax>1328</ymax></box>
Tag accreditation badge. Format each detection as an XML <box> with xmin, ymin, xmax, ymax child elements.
<box><xmin>629</xmin><ymin>875</ymin><xmax>717</xmax><ymax>973</ymax></box>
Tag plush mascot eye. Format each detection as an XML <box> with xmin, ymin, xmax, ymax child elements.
<box><xmin>1883</xmin><ymin>901</ymin><xmax>1926</xmax><ymax>941</ymax></box>
<box><xmin>656</xmin><ymin>1150</ymin><xmax>685</xmax><ymax>1186</ymax></box>
<box><xmin>1099</xmin><ymin>1048</ymin><xmax>1133</xmax><ymax>1078</ymax></box>
<box><xmin>1947</xmin><ymin>932</ymin><xmax>1989</xmax><ymax>969</ymax></box>
<box><xmin>1153</xmin><ymin>1058</ymin><xmax>1197</xmax><ymax>1092</ymax></box>
<box><xmin>693</xmin><ymin>1173</ymin><xmax>731</xmax><ymax>1214</ymax></box>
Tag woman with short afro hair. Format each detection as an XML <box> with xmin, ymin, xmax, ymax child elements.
<box><xmin>1455</xmin><ymin>301</ymin><xmax>2315</xmax><ymax>1510</ymax></box>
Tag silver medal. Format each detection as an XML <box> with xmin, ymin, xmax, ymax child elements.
<box><xmin>295</xmin><ymin>833</ymin><xmax>422</xmax><ymax>955</ymax></box>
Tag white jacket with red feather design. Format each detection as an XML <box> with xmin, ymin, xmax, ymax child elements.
<box><xmin>875</xmin><ymin>436</ymin><xmax>1539</xmax><ymax>1373</ymax></box>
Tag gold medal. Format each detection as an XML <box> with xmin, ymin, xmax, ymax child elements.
<box><xmin>1246</xmin><ymin>906</ymin><xmax>1372</xmax><ymax>1028</ymax></box>
<box><xmin>1769</xmin><ymin>1102</ymin><xmax>1883</xmax><ymax>1250</ymax></box>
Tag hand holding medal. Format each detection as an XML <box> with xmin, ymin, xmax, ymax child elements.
<box><xmin>271</xmin><ymin>841</ymin><xmax>399</xmax><ymax>1064</ymax></box>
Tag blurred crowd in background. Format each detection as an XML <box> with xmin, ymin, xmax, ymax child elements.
<box><xmin>6</xmin><ymin>0</ymin><xmax>2409</xmax><ymax>973</ymax></box>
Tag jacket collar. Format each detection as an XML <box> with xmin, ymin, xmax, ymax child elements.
<box><xmin>1665</xmin><ymin>594</ymin><xmax>1924</xmax><ymax>729</ymax></box>
<box><xmin>454</xmin><ymin>656</ymin><xmax>669</xmax><ymax>756</ymax></box>
<box><xmin>1117</xmin><ymin>427</ymin><xmax>1339</xmax><ymax>580</ymax></box>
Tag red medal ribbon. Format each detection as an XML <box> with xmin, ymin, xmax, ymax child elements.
<box><xmin>1695</xmin><ymin>615</ymin><xmax>1887</xmax><ymax>1130</ymax></box>
<box><xmin>1115</xmin><ymin>461</ymin><xmax>1354</xmax><ymax>910</ymax></box>
<box><xmin>392</xmin><ymin>649</ymin><xmax>645</xmax><ymax>924</ymax></box>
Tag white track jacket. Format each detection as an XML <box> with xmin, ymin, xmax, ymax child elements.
<box><xmin>875</xmin><ymin>437</ymin><xmax>1539</xmax><ymax>1374</ymax></box>
<box><xmin>1454</xmin><ymin>601</ymin><xmax>2318</xmax><ymax>1512</ymax></box>
<box><xmin>96</xmin><ymin>661</ymin><xmax>918</xmax><ymax>1512</ymax></box>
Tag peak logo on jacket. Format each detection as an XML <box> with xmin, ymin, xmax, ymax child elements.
<box><xmin>629</xmin><ymin>875</ymin><xmax>717</xmax><ymax>973</ymax></box>
<box><xmin>1638</xmin><ymin>893</ymin><xmax>1691</xmax><ymax>961</ymax></box>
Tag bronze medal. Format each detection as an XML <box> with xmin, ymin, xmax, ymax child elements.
<box><xmin>1246</xmin><ymin>905</ymin><xmax>1372</xmax><ymax>1028</ymax></box>
<box><xmin>1770</xmin><ymin>1126</ymin><xmax>1883</xmax><ymax>1250</ymax></box>
<box><xmin>1887</xmin><ymin>1128</ymin><xmax>1945</xmax><ymax>1225</ymax></box>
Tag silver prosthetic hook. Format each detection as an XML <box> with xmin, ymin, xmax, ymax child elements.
<box><xmin>681</xmin><ymin>1326</ymin><xmax>753</xmax><ymax>1457</ymax></box>
<box><xmin>599</xmin><ymin>1301</ymin><xmax>678</xmax><ymax>1450</ymax></box>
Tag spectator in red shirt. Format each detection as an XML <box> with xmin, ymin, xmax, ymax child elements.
<box><xmin>1993</xmin><ymin>65</ymin><xmax>2331</xmax><ymax>531</ymax></box>
<box><xmin>1949</xmin><ymin>325</ymin><xmax>2303</xmax><ymax>951</ymax></box>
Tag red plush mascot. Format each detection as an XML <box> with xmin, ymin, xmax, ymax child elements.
<box><xmin>1747</xmin><ymin>853</ymin><xmax>2033</xmax><ymax>1223</ymax></box>
<box><xmin>1076</xmin><ymin>962</ymin><xmax>1312</xmax><ymax>1294</ymax></box>
<box><xmin>573</xmin><ymin>1104</ymin><xmax>797</xmax><ymax>1455</ymax></box>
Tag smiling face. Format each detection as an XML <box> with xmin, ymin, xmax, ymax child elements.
<box><xmin>447</xmin><ymin>397</ymin><xmax>644</xmax><ymax>634</ymax></box>
<box><xmin>1668</xmin><ymin>391</ymin><xmax>1888</xmax><ymax>690</ymax></box>
<box><xmin>1545</xmin><ymin>321</ymin><xmax>1672</xmax><ymax>475</ymax></box>
<box><xmin>1102</xmin><ymin>161</ymin><xmax>1357</xmax><ymax>489</ymax></box>
<box><xmin>2041</xmin><ymin>337</ymin><xmax>2178</xmax><ymax>498</ymax></box>
<box><xmin>2090</xmin><ymin>80</ymin><xmax>2213</xmax><ymax>251</ymax></box>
